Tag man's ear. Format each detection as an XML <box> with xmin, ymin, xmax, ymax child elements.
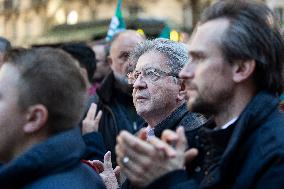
<box><xmin>107</xmin><ymin>56</ymin><xmax>113</xmax><ymax>67</ymax></box>
<box><xmin>23</xmin><ymin>104</ymin><xmax>48</xmax><ymax>134</ymax></box>
<box><xmin>177</xmin><ymin>80</ymin><xmax>187</xmax><ymax>101</ymax></box>
<box><xmin>232</xmin><ymin>60</ymin><xmax>256</xmax><ymax>83</ymax></box>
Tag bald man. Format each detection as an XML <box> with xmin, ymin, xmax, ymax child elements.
<box><xmin>83</xmin><ymin>30</ymin><xmax>145</xmax><ymax>167</ymax></box>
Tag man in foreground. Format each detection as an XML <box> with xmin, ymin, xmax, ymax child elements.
<box><xmin>84</xmin><ymin>39</ymin><xmax>205</xmax><ymax>187</ymax></box>
<box><xmin>127</xmin><ymin>38</ymin><xmax>205</xmax><ymax>142</ymax></box>
<box><xmin>0</xmin><ymin>48</ymin><xmax>105</xmax><ymax>189</ymax></box>
<box><xmin>116</xmin><ymin>1</ymin><xmax>284</xmax><ymax>188</ymax></box>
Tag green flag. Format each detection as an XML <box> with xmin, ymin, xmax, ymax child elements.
<box><xmin>106</xmin><ymin>0</ymin><xmax>126</xmax><ymax>41</ymax></box>
<box><xmin>159</xmin><ymin>24</ymin><xmax>171</xmax><ymax>39</ymax></box>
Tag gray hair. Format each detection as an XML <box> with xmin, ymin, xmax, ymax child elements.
<box><xmin>129</xmin><ymin>38</ymin><xmax>188</xmax><ymax>76</ymax></box>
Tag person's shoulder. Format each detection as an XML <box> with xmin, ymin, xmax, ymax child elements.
<box><xmin>252</xmin><ymin>110</ymin><xmax>284</xmax><ymax>155</ymax></box>
<box><xmin>180</xmin><ymin>112</ymin><xmax>207</xmax><ymax>131</ymax></box>
<box><xmin>24</xmin><ymin>163</ymin><xmax>105</xmax><ymax>189</ymax></box>
<box><xmin>260</xmin><ymin>108</ymin><xmax>284</xmax><ymax>133</ymax></box>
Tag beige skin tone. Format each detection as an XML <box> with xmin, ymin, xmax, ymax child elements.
<box><xmin>82</xmin><ymin>103</ymin><xmax>102</xmax><ymax>135</ymax></box>
<box><xmin>115</xmin><ymin>18</ymin><xmax>257</xmax><ymax>187</ymax></box>
<box><xmin>83</xmin><ymin>104</ymin><xmax>121</xmax><ymax>189</ymax></box>
<box><xmin>81</xmin><ymin>31</ymin><xmax>145</xmax><ymax>188</ymax></box>
<box><xmin>82</xmin><ymin>30</ymin><xmax>145</xmax><ymax>133</ymax></box>
<box><xmin>92</xmin><ymin>44</ymin><xmax>110</xmax><ymax>82</ymax></box>
<box><xmin>132</xmin><ymin>51</ymin><xmax>186</xmax><ymax>127</ymax></box>
<box><xmin>113</xmin><ymin>49</ymin><xmax>187</xmax><ymax>186</ymax></box>
<box><xmin>108</xmin><ymin>30</ymin><xmax>145</xmax><ymax>94</ymax></box>
<box><xmin>115</xmin><ymin>51</ymin><xmax>187</xmax><ymax>186</ymax></box>
<box><xmin>82</xmin><ymin>31</ymin><xmax>144</xmax><ymax>188</ymax></box>
<box><xmin>0</xmin><ymin>64</ymin><xmax>48</xmax><ymax>163</ymax></box>
<box><xmin>89</xmin><ymin>151</ymin><xmax>120</xmax><ymax>189</ymax></box>
<box><xmin>181</xmin><ymin>18</ymin><xmax>256</xmax><ymax>128</ymax></box>
<box><xmin>116</xmin><ymin>127</ymin><xmax>198</xmax><ymax>187</ymax></box>
<box><xmin>83</xmin><ymin>50</ymin><xmax>186</xmax><ymax>187</ymax></box>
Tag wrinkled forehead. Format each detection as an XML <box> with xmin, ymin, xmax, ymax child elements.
<box><xmin>135</xmin><ymin>51</ymin><xmax>171</xmax><ymax>72</ymax></box>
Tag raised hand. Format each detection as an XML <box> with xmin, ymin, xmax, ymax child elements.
<box><xmin>90</xmin><ymin>151</ymin><xmax>120</xmax><ymax>189</ymax></box>
<box><xmin>82</xmin><ymin>103</ymin><xmax>103</xmax><ymax>135</ymax></box>
<box><xmin>116</xmin><ymin>127</ymin><xmax>198</xmax><ymax>187</ymax></box>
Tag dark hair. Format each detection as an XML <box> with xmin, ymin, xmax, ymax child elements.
<box><xmin>0</xmin><ymin>36</ymin><xmax>11</xmax><ymax>52</ymax></box>
<box><xmin>61</xmin><ymin>43</ymin><xmax>96</xmax><ymax>83</ymax></box>
<box><xmin>200</xmin><ymin>0</ymin><xmax>284</xmax><ymax>94</ymax></box>
<box><xmin>4</xmin><ymin>47</ymin><xmax>87</xmax><ymax>135</ymax></box>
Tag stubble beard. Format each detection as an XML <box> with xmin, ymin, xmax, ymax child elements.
<box><xmin>187</xmin><ymin>87</ymin><xmax>233</xmax><ymax>117</ymax></box>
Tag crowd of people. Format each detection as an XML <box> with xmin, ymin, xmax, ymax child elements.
<box><xmin>0</xmin><ymin>0</ymin><xmax>284</xmax><ymax>188</ymax></box>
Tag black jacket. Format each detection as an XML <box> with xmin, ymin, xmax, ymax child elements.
<box><xmin>0</xmin><ymin>127</ymin><xmax>106</xmax><ymax>189</ymax></box>
<box><xmin>147</xmin><ymin>91</ymin><xmax>284</xmax><ymax>189</ymax></box>
<box><xmin>122</xmin><ymin>103</ymin><xmax>206</xmax><ymax>189</ymax></box>
<box><xmin>140</xmin><ymin>103</ymin><xmax>206</xmax><ymax>138</ymax></box>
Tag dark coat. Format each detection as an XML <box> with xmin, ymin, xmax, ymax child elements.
<box><xmin>147</xmin><ymin>91</ymin><xmax>284</xmax><ymax>189</ymax></box>
<box><xmin>86</xmin><ymin>72</ymin><xmax>144</xmax><ymax>166</ymax></box>
<box><xmin>0</xmin><ymin>127</ymin><xmax>106</xmax><ymax>189</ymax></box>
<box><xmin>122</xmin><ymin>103</ymin><xmax>206</xmax><ymax>189</ymax></box>
<box><xmin>140</xmin><ymin>103</ymin><xmax>206</xmax><ymax>138</ymax></box>
<box><xmin>83</xmin><ymin>132</ymin><xmax>107</xmax><ymax>162</ymax></box>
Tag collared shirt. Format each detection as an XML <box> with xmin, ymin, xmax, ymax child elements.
<box><xmin>145</xmin><ymin>125</ymin><xmax>155</xmax><ymax>140</ymax></box>
<box><xmin>220</xmin><ymin>117</ymin><xmax>238</xmax><ymax>129</ymax></box>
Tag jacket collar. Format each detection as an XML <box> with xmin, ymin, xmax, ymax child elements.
<box><xmin>221</xmin><ymin>91</ymin><xmax>280</xmax><ymax>166</ymax></box>
<box><xmin>0</xmin><ymin>127</ymin><xmax>85</xmax><ymax>187</ymax></box>
<box><xmin>97</xmin><ymin>71</ymin><xmax>132</xmax><ymax>104</ymax></box>
<box><xmin>153</xmin><ymin>104</ymin><xmax>189</xmax><ymax>137</ymax></box>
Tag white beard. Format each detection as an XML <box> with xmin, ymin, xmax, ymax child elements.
<box><xmin>113</xmin><ymin>72</ymin><xmax>128</xmax><ymax>86</ymax></box>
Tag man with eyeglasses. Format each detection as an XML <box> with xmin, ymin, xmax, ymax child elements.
<box><xmin>116</xmin><ymin>1</ymin><xmax>284</xmax><ymax>189</ymax></box>
<box><xmin>116</xmin><ymin>38</ymin><xmax>206</xmax><ymax>186</ymax></box>
<box><xmin>125</xmin><ymin>39</ymin><xmax>206</xmax><ymax>139</ymax></box>
<box><xmin>83</xmin><ymin>30</ymin><xmax>145</xmax><ymax>167</ymax></box>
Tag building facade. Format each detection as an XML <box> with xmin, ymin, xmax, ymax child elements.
<box><xmin>0</xmin><ymin>0</ymin><xmax>193</xmax><ymax>46</ymax></box>
<box><xmin>0</xmin><ymin>0</ymin><xmax>282</xmax><ymax>46</ymax></box>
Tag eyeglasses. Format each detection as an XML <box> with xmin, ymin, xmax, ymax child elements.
<box><xmin>127</xmin><ymin>67</ymin><xmax>178</xmax><ymax>84</ymax></box>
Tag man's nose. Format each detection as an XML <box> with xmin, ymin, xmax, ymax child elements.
<box><xmin>133</xmin><ymin>75</ymin><xmax>147</xmax><ymax>89</ymax></box>
<box><xmin>179</xmin><ymin>63</ymin><xmax>195</xmax><ymax>80</ymax></box>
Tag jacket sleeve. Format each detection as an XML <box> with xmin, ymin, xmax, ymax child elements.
<box><xmin>145</xmin><ymin>170</ymin><xmax>198</xmax><ymax>189</ymax></box>
<box><xmin>83</xmin><ymin>132</ymin><xmax>107</xmax><ymax>161</ymax></box>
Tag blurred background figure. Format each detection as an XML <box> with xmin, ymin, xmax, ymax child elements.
<box><xmin>84</xmin><ymin>30</ymin><xmax>145</xmax><ymax>167</ymax></box>
<box><xmin>61</xmin><ymin>43</ymin><xmax>97</xmax><ymax>96</ymax></box>
<box><xmin>89</xmin><ymin>39</ymin><xmax>111</xmax><ymax>89</ymax></box>
<box><xmin>280</xmin><ymin>92</ymin><xmax>284</xmax><ymax>112</ymax></box>
<box><xmin>0</xmin><ymin>37</ymin><xmax>11</xmax><ymax>67</ymax></box>
<box><xmin>0</xmin><ymin>47</ymin><xmax>105</xmax><ymax>188</ymax></box>
<box><xmin>179</xmin><ymin>31</ymin><xmax>191</xmax><ymax>44</ymax></box>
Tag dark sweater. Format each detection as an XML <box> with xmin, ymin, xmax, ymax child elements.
<box><xmin>147</xmin><ymin>91</ymin><xmax>284</xmax><ymax>189</ymax></box>
<box><xmin>0</xmin><ymin>127</ymin><xmax>106</xmax><ymax>189</ymax></box>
